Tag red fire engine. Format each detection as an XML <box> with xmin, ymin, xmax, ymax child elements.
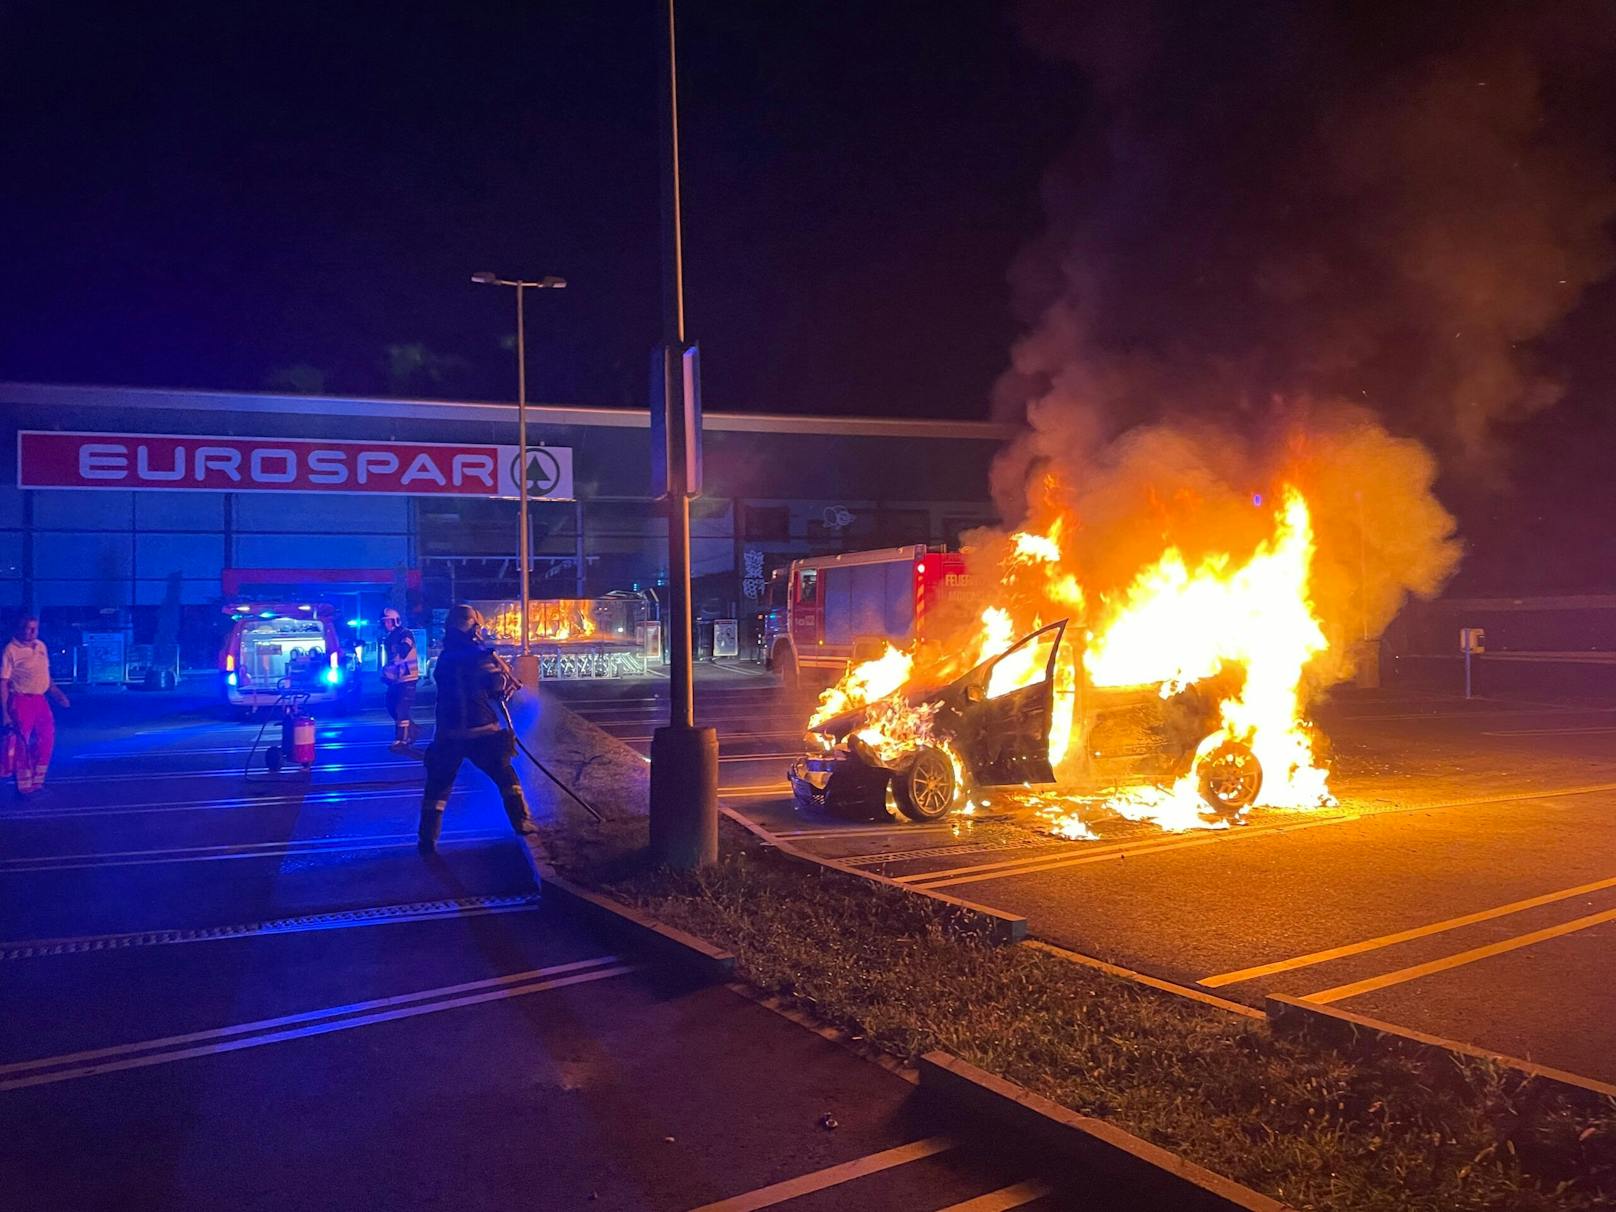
<box><xmin>762</xmin><ymin>544</ymin><xmax>969</xmax><ymax>686</ymax></box>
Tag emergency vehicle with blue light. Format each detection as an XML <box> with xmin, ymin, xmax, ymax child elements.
<box><xmin>218</xmin><ymin>602</ymin><xmax>362</xmax><ymax>711</ymax></box>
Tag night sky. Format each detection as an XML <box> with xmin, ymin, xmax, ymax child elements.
<box><xmin>4</xmin><ymin>1</ymin><xmax>1614</xmax><ymax>589</ymax></box>
<box><xmin>0</xmin><ymin>1</ymin><xmax>1077</xmax><ymax>417</ymax></box>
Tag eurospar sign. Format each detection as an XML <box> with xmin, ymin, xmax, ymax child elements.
<box><xmin>16</xmin><ymin>431</ymin><xmax>573</xmax><ymax>500</ymax></box>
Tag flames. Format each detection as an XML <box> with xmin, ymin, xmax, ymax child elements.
<box><xmin>803</xmin><ymin>483</ymin><xmax>1336</xmax><ymax>832</ymax></box>
<box><xmin>810</xmin><ymin>643</ymin><xmax>914</xmax><ymax>727</ymax></box>
<box><xmin>486</xmin><ymin>600</ymin><xmax>602</xmax><ymax>645</ymax></box>
<box><xmin>1081</xmin><ymin>486</ymin><xmax>1333</xmax><ymax>814</ymax></box>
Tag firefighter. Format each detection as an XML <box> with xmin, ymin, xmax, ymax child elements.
<box><xmin>416</xmin><ymin>604</ymin><xmax>538</xmax><ymax>855</ymax></box>
<box><xmin>379</xmin><ymin>607</ymin><xmax>420</xmax><ymax>752</ymax></box>
<box><xmin>1</xmin><ymin>615</ymin><xmax>71</xmax><ymax>796</ymax></box>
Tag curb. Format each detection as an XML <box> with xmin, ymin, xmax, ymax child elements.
<box><xmin>720</xmin><ymin>806</ymin><xmax>1028</xmax><ymax>944</ymax></box>
<box><xmin>516</xmin><ymin>836</ymin><xmax>737</xmax><ymax>982</ymax></box>
<box><xmin>917</xmin><ymin>1052</ymin><xmax>1292</xmax><ymax>1212</ymax></box>
<box><xmin>1266</xmin><ymin>994</ymin><xmax>1616</xmax><ymax>1108</ymax></box>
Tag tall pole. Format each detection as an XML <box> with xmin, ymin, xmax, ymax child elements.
<box><xmin>664</xmin><ymin>0</ymin><xmax>692</xmax><ymax>730</ymax></box>
<box><xmin>469</xmin><ymin>269</ymin><xmax>561</xmax><ymax>691</ymax></box>
<box><xmin>516</xmin><ymin>283</ymin><xmax>531</xmax><ymax>661</ymax></box>
<box><xmin>648</xmin><ymin>0</ymin><xmax>717</xmax><ymax>868</ymax></box>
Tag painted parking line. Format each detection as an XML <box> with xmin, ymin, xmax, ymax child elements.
<box><xmin>1302</xmin><ymin>906</ymin><xmax>1616</xmax><ymax>1006</ymax></box>
<box><xmin>690</xmin><ymin>1135</ymin><xmax>959</xmax><ymax>1212</ymax></box>
<box><xmin>48</xmin><ymin>759</ymin><xmax>412</xmax><ymax>785</ymax></box>
<box><xmin>909</xmin><ymin>815</ymin><xmax>1355</xmax><ymax>891</ymax></box>
<box><xmin>1</xmin><ymin>956</ymin><xmax>633</xmax><ymax>1091</ymax></box>
<box><xmin>1</xmin><ymin>784</ymin><xmax>434</xmax><ymax>819</ymax></box>
<box><xmin>1201</xmin><ymin>872</ymin><xmax>1616</xmax><ymax>987</ymax></box>
<box><xmin>1</xmin><ymin>829</ymin><xmax>506</xmax><ymax>872</ymax></box>
<box><xmin>0</xmin><ymin>893</ymin><xmax>544</xmax><ymax>960</ymax></box>
<box><xmin>70</xmin><ymin>738</ymin><xmax>404</xmax><ymax>760</ymax></box>
<box><xmin>1481</xmin><ymin>725</ymin><xmax>1616</xmax><ymax>737</ymax></box>
<box><xmin>934</xmin><ymin>1178</ymin><xmax>1056</xmax><ymax>1211</ymax></box>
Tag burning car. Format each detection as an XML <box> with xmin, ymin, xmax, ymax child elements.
<box><xmin>787</xmin><ymin>619</ymin><xmax>1264</xmax><ymax>823</ymax></box>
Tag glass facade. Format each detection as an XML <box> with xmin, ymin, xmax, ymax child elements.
<box><xmin>1</xmin><ymin>384</ymin><xmax>1007</xmax><ymax>668</ymax></box>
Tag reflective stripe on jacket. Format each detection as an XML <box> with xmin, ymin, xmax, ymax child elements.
<box><xmin>383</xmin><ymin>628</ymin><xmax>420</xmax><ymax>682</ymax></box>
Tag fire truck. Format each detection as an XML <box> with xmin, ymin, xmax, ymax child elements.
<box><xmin>763</xmin><ymin>544</ymin><xmax>969</xmax><ymax>686</ymax></box>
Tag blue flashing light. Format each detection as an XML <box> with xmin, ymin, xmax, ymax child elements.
<box><xmin>348</xmin><ymin>618</ymin><xmax>364</xmax><ymax>629</ymax></box>
<box><xmin>323</xmin><ymin>668</ymin><xmax>342</xmax><ymax>685</ymax></box>
<box><xmin>226</xmin><ymin>672</ymin><xmax>238</xmax><ymax>687</ymax></box>
<box><xmin>259</xmin><ymin>610</ymin><xmax>276</xmax><ymax>618</ymax></box>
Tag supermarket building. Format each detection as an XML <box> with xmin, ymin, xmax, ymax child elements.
<box><xmin>1</xmin><ymin>382</ymin><xmax>1011</xmax><ymax>665</ymax></box>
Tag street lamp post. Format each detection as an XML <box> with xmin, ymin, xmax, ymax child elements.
<box><xmin>471</xmin><ymin>270</ymin><xmax>566</xmax><ymax>689</ymax></box>
<box><xmin>647</xmin><ymin>0</ymin><xmax>718</xmax><ymax>869</ymax></box>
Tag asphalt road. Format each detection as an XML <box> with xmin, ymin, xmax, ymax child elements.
<box><xmin>557</xmin><ymin>666</ymin><xmax>1616</xmax><ymax>1087</ymax></box>
<box><xmin>2</xmin><ymin>680</ymin><xmax>1073</xmax><ymax>1212</ymax></box>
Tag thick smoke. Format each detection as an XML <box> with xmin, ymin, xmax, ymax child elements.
<box><xmin>980</xmin><ymin>0</ymin><xmax>1615</xmax><ymax>660</ymax></box>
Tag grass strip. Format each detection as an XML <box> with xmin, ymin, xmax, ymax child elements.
<box><xmin>540</xmin><ymin>811</ymin><xmax>1616</xmax><ymax>1212</ymax></box>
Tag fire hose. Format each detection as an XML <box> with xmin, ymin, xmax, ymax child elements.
<box><xmin>497</xmin><ymin>697</ymin><xmax>605</xmax><ymax>823</ymax></box>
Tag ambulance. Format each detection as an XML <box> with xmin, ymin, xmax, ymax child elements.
<box><xmin>218</xmin><ymin>602</ymin><xmax>363</xmax><ymax>711</ymax></box>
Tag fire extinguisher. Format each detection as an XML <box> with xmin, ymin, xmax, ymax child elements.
<box><xmin>284</xmin><ymin>709</ymin><xmax>316</xmax><ymax>769</ymax></box>
<box><xmin>257</xmin><ymin>692</ymin><xmax>317</xmax><ymax>776</ymax></box>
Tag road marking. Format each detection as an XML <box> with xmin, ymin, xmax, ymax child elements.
<box><xmin>49</xmin><ymin>759</ymin><xmax>411</xmax><ymax>785</ymax></box>
<box><xmin>934</xmin><ymin>1179</ymin><xmax>1056</xmax><ymax>1211</ymax></box>
<box><xmin>1</xmin><ymin>957</ymin><xmax>631</xmax><ymax>1090</ymax></box>
<box><xmin>2</xmin><ymin>784</ymin><xmax>437</xmax><ymax>819</ymax></box>
<box><xmin>1</xmin><ymin>830</ymin><xmax>506</xmax><ymax>872</ymax></box>
<box><xmin>902</xmin><ymin>815</ymin><xmax>1323</xmax><ymax>882</ymax></box>
<box><xmin>689</xmin><ymin>1136</ymin><xmax>959</xmax><ymax>1211</ymax></box>
<box><xmin>1201</xmin><ymin>873</ymin><xmax>1616</xmax><ymax>987</ymax></box>
<box><xmin>70</xmin><ymin>737</ymin><xmax>400</xmax><ymax>761</ymax></box>
<box><xmin>773</xmin><ymin>822</ymin><xmax>954</xmax><ymax>839</ymax></box>
<box><xmin>1302</xmin><ymin>906</ymin><xmax>1616</xmax><ymax>1005</ymax></box>
<box><xmin>0</xmin><ymin>894</ymin><xmax>545</xmax><ymax>960</ymax></box>
<box><xmin>911</xmin><ymin>815</ymin><xmax>1355</xmax><ymax>890</ymax></box>
<box><xmin>1414</xmin><ymin>782</ymin><xmax>1616</xmax><ymax>811</ymax></box>
<box><xmin>1</xmin><ymin>955</ymin><xmax>622</xmax><ymax>1076</ymax></box>
<box><xmin>1481</xmin><ymin>725</ymin><xmax>1616</xmax><ymax>737</ymax></box>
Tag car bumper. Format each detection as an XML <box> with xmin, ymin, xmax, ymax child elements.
<box><xmin>786</xmin><ymin>753</ymin><xmax>892</xmax><ymax>820</ymax></box>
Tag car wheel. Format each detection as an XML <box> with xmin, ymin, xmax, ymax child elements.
<box><xmin>893</xmin><ymin>746</ymin><xmax>957</xmax><ymax>821</ymax></box>
<box><xmin>1196</xmin><ymin>740</ymin><xmax>1262</xmax><ymax>816</ymax></box>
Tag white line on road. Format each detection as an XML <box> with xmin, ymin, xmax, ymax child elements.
<box><xmin>909</xmin><ymin>816</ymin><xmax>1355</xmax><ymax>890</ymax></box>
<box><xmin>2</xmin><ymin>830</ymin><xmax>506</xmax><ymax>872</ymax></box>
<box><xmin>1</xmin><ymin>965</ymin><xmax>635</xmax><ymax>1091</ymax></box>
<box><xmin>48</xmin><ymin>759</ymin><xmax>411</xmax><ymax>785</ymax></box>
<box><xmin>1201</xmin><ymin>872</ymin><xmax>1616</xmax><ymax>987</ymax></box>
<box><xmin>3</xmin><ymin>784</ymin><xmax>440</xmax><ymax>819</ymax></box>
<box><xmin>1481</xmin><ymin>725</ymin><xmax>1616</xmax><ymax>737</ymax></box>
<box><xmin>0</xmin><ymin>955</ymin><xmax>627</xmax><ymax>1086</ymax></box>
<box><xmin>689</xmin><ymin>1136</ymin><xmax>960</xmax><ymax>1212</ymax></box>
<box><xmin>1302</xmin><ymin>906</ymin><xmax>1616</xmax><ymax>1005</ymax></box>
<box><xmin>933</xmin><ymin>1178</ymin><xmax>1057</xmax><ymax>1211</ymax></box>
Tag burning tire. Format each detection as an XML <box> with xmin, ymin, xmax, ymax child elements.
<box><xmin>1196</xmin><ymin>740</ymin><xmax>1262</xmax><ymax>816</ymax></box>
<box><xmin>893</xmin><ymin>746</ymin><xmax>958</xmax><ymax>821</ymax></box>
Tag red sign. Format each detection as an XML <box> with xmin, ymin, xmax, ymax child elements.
<box><xmin>16</xmin><ymin>431</ymin><xmax>573</xmax><ymax>499</ymax></box>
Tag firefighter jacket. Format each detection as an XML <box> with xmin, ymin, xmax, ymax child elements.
<box><xmin>381</xmin><ymin>626</ymin><xmax>420</xmax><ymax>683</ymax></box>
<box><xmin>431</xmin><ymin>630</ymin><xmax>516</xmax><ymax>737</ymax></box>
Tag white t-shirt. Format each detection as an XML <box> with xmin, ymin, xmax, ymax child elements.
<box><xmin>1</xmin><ymin>639</ymin><xmax>52</xmax><ymax>695</ymax></box>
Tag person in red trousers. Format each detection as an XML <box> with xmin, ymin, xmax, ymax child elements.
<box><xmin>1</xmin><ymin>615</ymin><xmax>71</xmax><ymax>796</ymax></box>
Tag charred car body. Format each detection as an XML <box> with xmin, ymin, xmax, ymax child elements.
<box><xmin>787</xmin><ymin>620</ymin><xmax>1263</xmax><ymax>823</ymax></box>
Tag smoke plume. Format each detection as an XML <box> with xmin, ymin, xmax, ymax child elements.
<box><xmin>982</xmin><ymin>0</ymin><xmax>1615</xmax><ymax>655</ymax></box>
